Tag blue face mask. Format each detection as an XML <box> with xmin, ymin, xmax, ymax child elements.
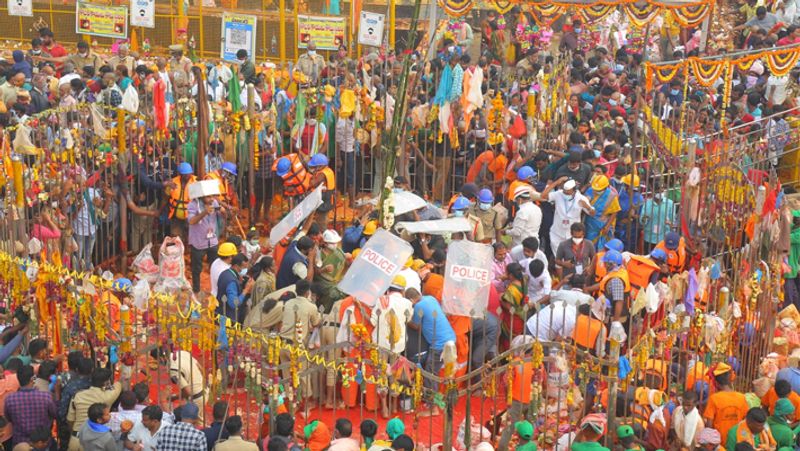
<box><xmin>479</xmin><ymin>202</ymin><xmax>492</xmax><ymax>211</ymax></box>
<box><xmin>609</xmin><ymin>99</ymin><xmax>618</xmax><ymax>106</ymax></box>
<box><xmin>574</xmin><ymin>28</ymin><xmax>582</xmax><ymax>33</ymax></box>
<box><xmin>453</xmin><ymin>210</ymin><xmax>465</xmax><ymax>217</ymax></box>
<box><xmin>670</xmin><ymin>89</ymin><xmax>680</xmax><ymax>96</ymax></box>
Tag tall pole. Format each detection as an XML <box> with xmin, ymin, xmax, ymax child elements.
<box><xmin>389</xmin><ymin>0</ymin><xmax>396</xmax><ymax>48</ymax></box>
<box><xmin>280</xmin><ymin>0</ymin><xmax>287</xmax><ymax>63</ymax></box>
<box><xmin>378</xmin><ymin>0</ymin><xmax>423</xmax><ymax>224</ymax></box>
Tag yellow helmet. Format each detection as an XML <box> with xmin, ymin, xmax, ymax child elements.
<box><xmin>620</xmin><ymin>174</ymin><xmax>641</xmax><ymax>188</ymax></box>
<box><xmin>591</xmin><ymin>175</ymin><xmax>609</xmax><ymax>191</ymax></box>
<box><xmin>390</xmin><ymin>275</ymin><xmax>407</xmax><ymax>290</ymax></box>
<box><xmin>363</xmin><ymin>220</ymin><xmax>379</xmax><ymax>236</ymax></box>
<box><xmin>218</xmin><ymin>242</ymin><xmax>237</xmax><ymax>257</ymax></box>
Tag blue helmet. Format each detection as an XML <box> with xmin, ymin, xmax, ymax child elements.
<box><xmin>113</xmin><ymin>278</ymin><xmax>132</xmax><ymax>293</ymax></box>
<box><xmin>602</xmin><ymin>250</ymin><xmax>623</xmax><ymax>266</ymax></box>
<box><xmin>517</xmin><ymin>166</ymin><xmax>536</xmax><ymax>181</ymax></box>
<box><xmin>452</xmin><ymin>196</ymin><xmax>471</xmax><ymax>210</ymax></box>
<box><xmin>177</xmin><ymin>162</ymin><xmax>193</xmax><ymax>175</ymax></box>
<box><xmin>477</xmin><ymin>188</ymin><xmax>494</xmax><ymax>204</ymax></box>
<box><xmin>604</xmin><ymin>238</ymin><xmax>624</xmax><ymax>253</ymax></box>
<box><xmin>650</xmin><ymin>248</ymin><xmax>667</xmax><ymax>262</ymax></box>
<box><xmin>309</xmin><ymin>154</ymin><xmax>329</xmax><ymax>168</ymax></box>
<box><xmin>221</xmin><ymin>162</ymin><xmax>237</xmax><ymax>176</ymax></box>
<box><xmin>275</xmin><ymin>157</ymin><xmax>291</xmax><ymax>177</ymax></box>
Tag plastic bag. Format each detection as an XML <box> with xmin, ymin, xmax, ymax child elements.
<box><xmin>132</xmin><ymin>243</ymin><xmax>159</xmax><ymax>284</ymax></box>
<box><xmin>121</xmin><ymin>85</ymin><xmax>139</xmax><ymax>113</ymax></box>
<box><xmin>154</xmin><ymin>236</ymin><xmax>190</xmax><ymax>293</ymax></box>
<box><xmin>131</xmin><ymin>279</ymin><xmax>151</xmax><ymax>310</ymax></box>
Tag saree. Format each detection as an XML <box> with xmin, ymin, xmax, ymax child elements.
<box><xmin>585</xmin><ymin>187</ymin><xmax>621</xmax><ymax>248</ymax></box>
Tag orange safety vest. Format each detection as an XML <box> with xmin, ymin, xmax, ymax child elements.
<box><xmin>733</xmin><ymin>420</ymin><xmax>776</xmax><ymax>449</ymax></box>
<box><xmin>594</xmin><ymin>251</ymin><xmax>607</xmax><ymax>283</ymax></box>
<box><xmin>168</xmin><ymin>175</ymin><xmax>197</xmax><ymax>219</ymax></box>
<box><xmin>321</xmin><ymin>167</ymin><xmax>335</xmax><ymax>191</ymax></box>
<box><xmin>627</xmin><ymin>255</ymin><xmax>660</xmax><ymax>298</ymax></box>
<box><xmin>654</xmin><ymin>238</ymin><xmax>687</xmax><ymax>273</ymax></box>
<box><xmin>599</xmin><ymin>267</ymin><xmax>631</xmax><ymax>295</ymax></box>
<box><xmin>573</xmin><ymin>314</ymin><xmax>605</xmax><ymax>351</ymax></box>
<box><xmin>272</xmin><ymin>153</ymin><xmax>310</xmax><ymax>197</ymax></box>
<box><xmin>510</xmin><ymin>358</ymin><xmax>535</xmax><ymax>403</ymax></box>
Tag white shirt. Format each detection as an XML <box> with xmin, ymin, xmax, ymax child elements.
<box><xmin>524</xmin><ymin>265</ymin><xmax>552</xmax><ymax>305</ymax></box>
<box><xmin>525</xmin><ymin>303</ymin><xmax>577</xmax><ymax>341</ymax></box>
<box><xmin>370</xmin><ymin>292</ymin><xmax>413</xmax><ymax>353</ymax></box>
<box><xmin>127</xmin><ymin>416</ymin><xmax>172</xmax><ymax>451</ymax></box>
<box><xmin>768</xmin><ymin>75</ymin><xmax>789</xmax><ymax>105</ymax></box>
<box><xmin>548</xmin><ymin>190</ymin><xmax>592</xmax><ymax>239</ymax></box>
<box><xmin>397</xmin><ymin>268</ymin><xmax>422</xmax><ymax>293</ymax></box>
<box><xmin>511</xmin><ymin>247</ymin><xmax>548</xmax><ymax>267</ymax></box>
<box><xmin>168</xmin><ymin>350</ymin><xmax>205</xmax><ymax>397</ymax></box>
<box><xmin>210</xmin><ymin>258</ymin><xmax>231</xmax><ymax>298</ymax></box>
<box><xmin>109</xmin><ymin>408</ymin><xmax>142</xmax><ymax>441</ymax></box>
<box><xmin>72</xmin><ymin>188</ymin><xmax>99</xmax><ymax>237</ymax></box>
<box><xmin>507</xmin><ymin>201</ymin><xmax>542</xmax><ymax>248</ymax></box>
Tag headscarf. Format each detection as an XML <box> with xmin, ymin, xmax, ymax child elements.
<box><xmin>775</xmin><ymin>398</ymin><xmax>795</xmax><ymax>419</ymax></box>
<box><xmin>386</xmin><ymin>418</ymin><xmax>405</xmax><ymax>440</ymax></box>
<box><xmin>303</xmin><ymin>420</ymin><xmax>331</xmax><ymax>451</ymax></box>
<box><xmin>580</xmin><ymin>413</ymin><xmax>607</xmax><ymax>435</ymax></box>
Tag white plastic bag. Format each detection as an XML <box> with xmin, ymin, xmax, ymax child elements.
<box><xmin>121</xmin><ymin>85</ymin><xmax>139</xmax><ymax>113</ymax></box>
<box><xmin>644</xmin><ymin>283</ymin><xmax>661</xmax><ymax>313</ymax></box>
<box><xmin>131</xmin><ymin>278</ymin><xmax>150</xmax><ymax>310</ymax></box>
<box><xmin>154</xmin><ymin>237</ymin><xmax>190</xmax><ymax>293</ymax></box>
<box><xmin>132</xmin><ymin>243</ymin><xmax>159</xmax><ymax>284</ymax></box>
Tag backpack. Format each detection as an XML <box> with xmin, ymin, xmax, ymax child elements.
<box><xmin>342</xmin><ymin>224</ymin><xmax>363</xmax><ymax>253</ymax></box>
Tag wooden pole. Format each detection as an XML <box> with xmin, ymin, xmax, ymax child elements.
<box><xmin>280</xmin><ymin>0</ymin><xmax>286</xmax><ymax>63</ymax></box>
<box><xmin>247</xmin><ymin>84</ymin><xmax>256</xmax><ymax>217</ymax></box>
<box><xmin>194</xmin><ymin>66</ymin><xmax>209</xmax><ymax>179</ymax></box>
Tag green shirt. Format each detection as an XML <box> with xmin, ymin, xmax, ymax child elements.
<box><xmin>726</xmin><ymin>424</ymin><xmax>762</xmax><ymax>451</ymax></box>
<box><xmin>517</xmin><ymin>441</ymin><xmax>538</xmax><ymax>451</ymax></box>
<box><xmin>571</xmin><ymin>441</ymin><xmax>611</xmax><ymax>451</ymax></box>
<box><xmin>767</xmin><ymin>416</ymin><xmax>795</xmax><ymax>449</ymax></box>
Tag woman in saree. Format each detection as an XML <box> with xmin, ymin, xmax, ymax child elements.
<box><xmin>584</xmin><ymin>174</ymin><xmax>621</xmax><ymax>249</ymax></box>
<box><xmin>500</xmin><ymin>262</ymin><xmax>528</xmax><ymax>350</ymax></box>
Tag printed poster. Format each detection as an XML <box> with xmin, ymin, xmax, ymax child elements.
<box><xmin>7</xmin><ymin>0</ymin><xmax>32</xmax><ymax>17</ymax></box>
<box><xmin>76</xmin><ymin>2</ymin><xmax>128</xmax><ymax>39</ymax></box>
<box><xmin>221</xmin><ymin>12</ymin><xmax>257</xmax><ymax>63</ymax></box>
<box><xmin>130</xmin><ymin>0</ymin><xmax>154</xmax><ymax>28</ymax></box>
<box><xmin>297</xmin><ymin>14</ymin><xmax>346</xmax><ymax>50</ymax></box>
<box><xmin>358</xmin><ymin>11</ymin><xmax>384</xmax><ymax>47</ymax></box>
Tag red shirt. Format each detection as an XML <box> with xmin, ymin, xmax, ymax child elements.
<box><xmin>46</xmin><ymin>43</ymin><xmax>67</xmax><ymax>58</ymax></box>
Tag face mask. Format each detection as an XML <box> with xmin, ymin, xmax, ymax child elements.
<box><xmin>654</xmin><ymin>193</ymin><xmax>663</xmax><ymax>201</ymax></box>
<box><xmin>79</xmin><ymin>52</ymin><xmax>88</xmax><ymax>57</ymax></box>
<box><xmin>307</xmin><ymin>119</ymin><xmax>317</xmax><ymax>125</ymax></box>
<box><xmin>574</xmin><ymin>28</ymin><xmax>582</xmax><ymax>33</ymax></box>
<box><xmin>453</xmin><ymin>210</ymin><xmax>465</xmax><ymax>217</ymax></box>
<box><xmin>31</xmin><ymin>49</ymin><xmax>41</xmax><ymax>55</ymax></box>
<box><xmin>563</xmin><ymin>192</ymin><xmax>575</xmax><ymax>201</ymax></box>
<box><xmin>308</xmin><ymin>50</ymin><xmax>316</xmax><ymax>56</ymax></box>
<box><xmin>746</xmin><ymin>75</ymin><xmax>758</xmax><ymax>87</ymax></box>
<box><xmin>239</xmin><ymin>268</ymin><xmax>248</xmax><ymax>277</ymax></box>
<box><xmin>609</xmin><ymin>99</ymin><xmax>618</xmax><ymax>106</ymax></box>
<box><xmin>327</xmin><ymin>243</ymin><xmax>338</xmax><ymax>250</ymax></box>
<box><xmin>479</xmin><ymin>202</ymin><xmax>492</xmax><ymax>211</ymax></box>
<box><xmin>249</xmin><ymin>239</ymin><xmax>259</xmax><ymax>246</ymax></box>
<box><xmin>572</xmin><ymin>237</ymin><xmax>584</xmax><ymax>245</ymax></box>
<box><xmin>670</xmin><ymin>89</ymin><xmax>680</xmax><ymax>96</ymax></box>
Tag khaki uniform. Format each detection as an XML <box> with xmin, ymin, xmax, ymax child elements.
<box><xmin>67</xmin><ymin>382</ymin><xmax>122</xmax><ymax>451</ymax></box>
<box><xmin>68</xmin><ymin>52</ymin><xmax>103</xmax><ymax>74</ymax></box>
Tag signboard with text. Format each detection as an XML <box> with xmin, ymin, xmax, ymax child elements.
<box><xmin>338</xmin><ymin>229</ymin><xmax>413</xmax><ymax>307</ymax></box>
<box><xmin>442</xmin><ymin>240</ymin><xmax>493</xmax><ymax>317</ymax></box>
<box><xmin>76</xmin><ymin>2</ymin><xmax>128</xmax><ymax>39</ymax></box>
<box><xmin>297</xmin><ymin>14</ymin><xmax>346</xmax><ymax>50</ymax></box>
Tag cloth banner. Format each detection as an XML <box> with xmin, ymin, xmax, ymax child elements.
<box><xmin>338</xmin><ymin>229</ymin><xmax>413</xmax><ymax>307</ymax></box>
<box><xmin>269</xmin><ymin>185</ymin><xmax>323</xmax><ymax>245</ymax></box>
<box><xmin>76</xmin><ymin>1</ymin><xmax>128</xmax><ymax>39</ymax></box>
<box><xmin>442</xmin><ymin>240</ymin><xmax>492</xmax><ymax>317</ymax></box>
<box><xmin>395</xmin><ymin>217</ymin><xmax>472</xmax><ymax>235</ymax></box>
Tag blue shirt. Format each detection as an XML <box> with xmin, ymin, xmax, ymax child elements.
<box><xmin>412</xmin><ymin>296</ymin><xmax>456</xmax><ymax>351</ymax></box>
<box><xmin>639</xmin><ymin>197</ymin><xmax>677</xmax><ymax>245</ymax></box>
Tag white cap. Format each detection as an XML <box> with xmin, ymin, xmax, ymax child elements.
<box><xmin>322</xmin><ymin>229</ymin><xmax>342</xmax><ymax>244</ymax></box>
<box><xmin>563</xmin><ymin>179</ymin><xmax>577</xmax><ymax>191</ymax></box>
<box><xmin>513</xmin><ymin>185</ymin><xmax>534</xmax><ymax>200</ymax></box>
<box><xmin>750</xmin><ymin>60</ymin><xmax>765</xmax><ymax>76</ymax></box>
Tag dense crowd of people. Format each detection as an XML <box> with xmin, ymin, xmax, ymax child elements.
<box><xmin>0</xmin><ymin>0</ymin><xmax>796</xmax><ymax>450</ymax></box>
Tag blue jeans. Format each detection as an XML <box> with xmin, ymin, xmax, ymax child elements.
<box><xmin>75</xmin><ymin>234</ymin><xmax>96</xmax><ymax>271</ymax></box>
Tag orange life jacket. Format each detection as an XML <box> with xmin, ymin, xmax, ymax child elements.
<box><xmin>654</xmin><ymin>238</ymin><xmax>687</xmax><ymax>273</ymax></box>
<box><xmin>573</xmin><ymin>314</ymin><xmax>605</xmax><ymax>351</ymax></box>
<box><xmin>272</xmin><ymin>153</ymin><xmax>310</xmax><ymax>197</ymax></box>
<box><xmin>643</xmin><ymin>359</ymin><xmax>669</xmax><ymax>392</ymax></box>
<box><xmin>510</xmin><ymin>358</ymin><xmax>535</xmax><ymax>403</ymax></box>
<box><xmin>321</xmin><ymin>167</ymin><xmax>335</xmax><ymax>191</ymax></box>
<box><xmin>627</xmin><ymin>255</ymin><xmax>660</xmax><ymax>298</ymax></box>
<box><xmin>168</xmin><ymin>175</ymin><xmax>197</xmax><ymax>219</ymax></box>
<box><xmin>595</xmin><ymin>251</ymin><xmax>607</xmax><ymax>282</ymax></box>
<box><xmin>599</xmin><ymin>267</ymin><xmax>630</xmax><ymax>295</ymax></box>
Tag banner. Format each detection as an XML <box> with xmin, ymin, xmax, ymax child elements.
<box><xmin>268</xmin><ymin>185</ymin><xmax>323</xmax><ymax>246</ymax></box>
<box><xmin>394</xmin><ymin>217</ymin><xmax>472</xmax><ymax>235</ymax></box>
<box><xmin>442</xmin><ymin>241</ymin><xmax>493</xmax><ymax>317</ymax></box>
<box><xmin>8</xmin><ymin>0</ymin><xmax>32</xmax><ymax>17</ymax></box>
<box><xmin>358</xmin><ymin>11</ymin><xmax>385</xmax><ymax>47</ymax></box>
<box><xmin>221</xmin><ymin>12</ymin><xmax>257</xmax><ymax>63</ymax></box>
<box><xmin>76</xmin><ymin>2</ymin><xmax>128</xmax><ymax>39</ymax></box>
<box><xmin>130</xmin><ymin>0</ymin><xmax>154</xmax><ymax>28</ymax></box>
<box><xmin>297</xmin><ymin>14</ymin><xmax>346</xmax><ymax>50</ymax></box>
<box><xmin>338</xmin><ymin>229</ymin><xmax>413</xmax><ymax>307</ymax></box>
